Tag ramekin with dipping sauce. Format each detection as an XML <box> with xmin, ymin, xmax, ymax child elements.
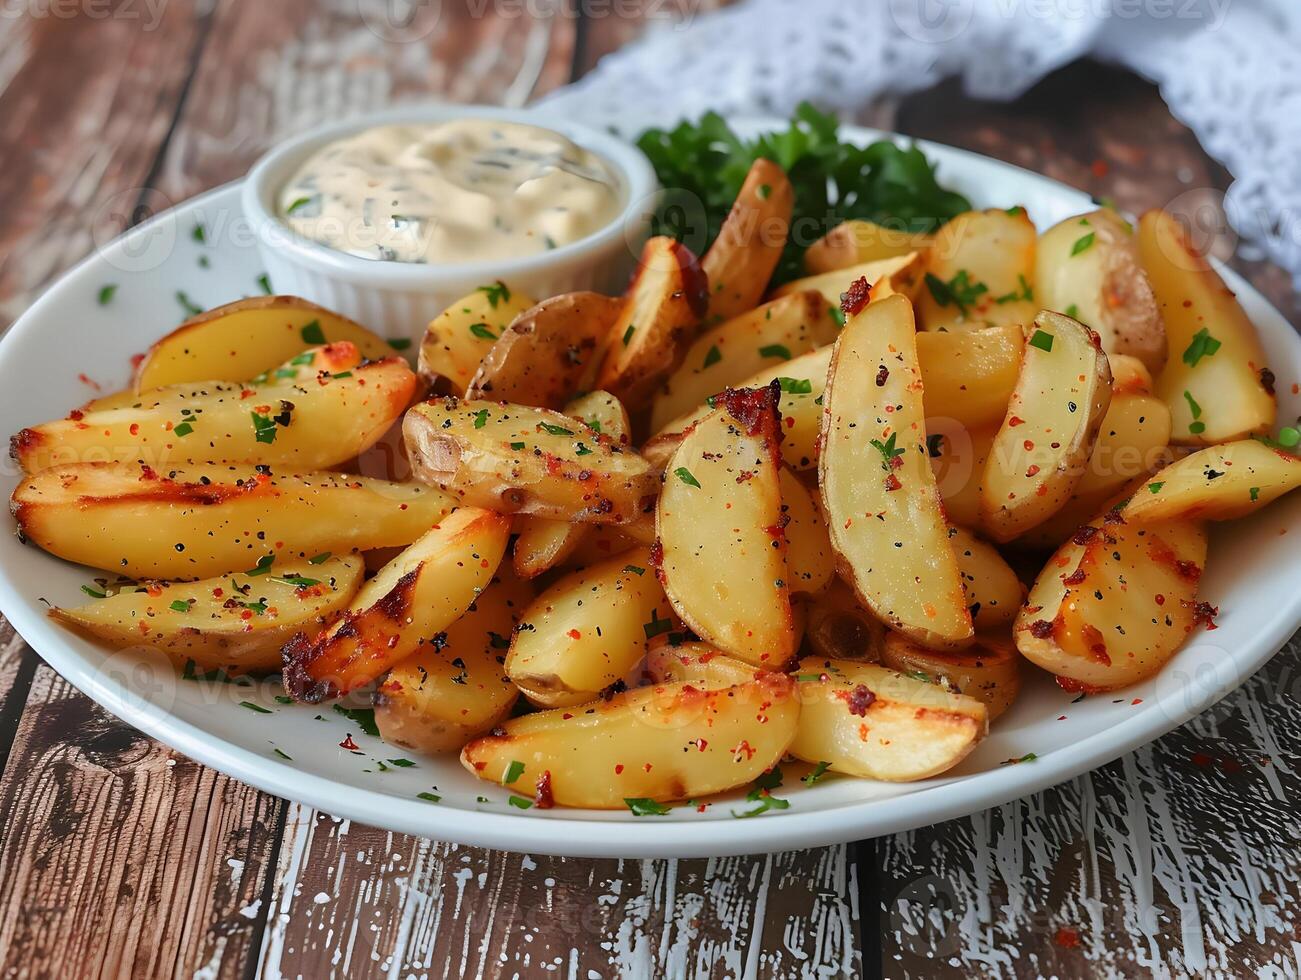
<box><xmin>241</xmin><ymin>105</ymin><xmax>658</xmax><ymax>344</ymax></box>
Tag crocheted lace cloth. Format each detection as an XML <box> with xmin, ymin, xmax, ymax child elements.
<box><xmin>543</xmin><ymin>0</ymin><xmax>1301</xmax><ymax>284</ymax></box>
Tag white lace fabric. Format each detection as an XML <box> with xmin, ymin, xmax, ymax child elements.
<box><xmin>542</xmin><ymin>0</ymin><xmax>1301</xmax><ymax>286</ymax></box>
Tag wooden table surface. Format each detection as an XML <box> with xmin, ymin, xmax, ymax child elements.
<box><xmin>1</xmin><ymin>3</ymin><xmax>1299</xmax><ymax>978</ymax></box>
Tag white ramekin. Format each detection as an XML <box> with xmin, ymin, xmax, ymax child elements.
<box><xmin>241</xmin><ymin>104</ymin><xmax>658</xmax><ymax>344</ymax></box>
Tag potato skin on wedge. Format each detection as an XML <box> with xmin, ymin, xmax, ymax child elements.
<box><xmin>283</xmin><ymin>507</ymin><xmax>511</xmax><ymax>702</ymax></box>
<box><xmin>788</xmin><ymin>657</ymin><xmax>987</xmax><ymax>781</ymax></box>
<box><xmin>11</xmin><ymin>462</ymin><xmax>457</xmax><ymax>579</ymax></box>
<box><xmin>701</xmin><ymin>158</ymin><xmax>793</xmax><ymax>323</ymax></box>
<box><xmin>460</xmin><ymin>674</ymin><xmax>800</xmax><ymax>808</ymax></box>
<box><xmin>804</xmin><ymin>219</ymin><xmax>932</xmax><ymax>275</ymax></box>
<box><xmin>819</xmin><ymin>293</ymin><xmax>973</xmax><ymax>649</ymax></box>
<box><xmin>643</xmin><ymin>641</ymin><xmax>763</xmax><ymax>688</ymax></box>
<box><xmin>51</xmin><ymin>556</ymin><xmax>363</xmax><ymax>674</ymax></box>
<box><xmin>374</xmin><ymin>572</ymin><xmax>531</xmax><ymax>754</ymax></box>
<box><xmin>404</xmin><ymin>397</ymin><xmax>656</xmax><ymax>525</ymax></box>
<box><xmin>14</xmin><ymin>356</ymin><xmax>415</xmax><ymax>474</ymax></box>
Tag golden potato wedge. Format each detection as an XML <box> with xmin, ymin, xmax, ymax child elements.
<box><xmin>404</xmin><ymin>397</ymin><xmax>656</xmax><ymax>525</ymax></box>
<box><xmin>1017</xmin><ymin>391</ymin><xmax>1172</xmax><ymax>549</ymax></box>
<box><xmin>12</xmin><ymin>462</ymin><xmax>456</xmax><ymax>579</ymax></box>
<box><xmin>460</xmin><ymin>673</ymin><xmax>800</xmax><ymax>808</ymax></box>
<box><xmin>596</xmin><ymin>236</ymin><xmax>709</xmax><ymax>409</ymax></box>
<box><xmin>702</xmin><ymin>158</ymin><xmax>793</xmax><ymax>323</ymax></box>
<box><xmin>373</xmin><ymin>572</ymin><xmax>531</xmax><ymax>754</ymax></box>
<box><xmin>880</xmin><ymin>631</ymin><xmax>1021</xmax><ymax>721</ymax></box>
<box><xmin>283</xmin><ymin>507</ymin><xmax>511</xmax><ymax>701</ymax></box>
<box><xmin>657</xmin><ymin>385</ymin><xmax>797</xmax><ymax>668</ymax></box>
<box><xmin>819</xmin><ymin>293</ymin><xmax>973</xmax><ymax>649</ymax></box>
<box><xmin>1109</xmin><ymin>353</ymin><xmax>1154</xmax><ymax>394</ymax></box>
<box><xmin>770</xmin><ymin>252</ymin><xmax>924</xmax><ymax>307</ymax></box>
<box><xmin>465</xmin><ymin>292</ymin><xmax>623</xmax><ymax>408</ymax></box>
<box><xmin>133</xmin><ymin>296</ymin><xmax>394</xmax><ymax>393</ymax></box>
<box><xmin>1036</xmin><ymin>209</ymin><xmax>1166</xmax><ymax>372</ymax></box>
<box><xmin>917</xmin><ymin>208</ymin><xmax>1037</xmax><ymax>331</ymax></box>
<box><xmin>50</xmin><ymin>556</ymin><xmax>363</xmax><ymax>674</ymax></box>
<box><xmin>802</xmin><ymin>579</ymin><xmax>885</xmax><ymax>662</ymax></box>
<box><xmin>788</xmin><ymin>657</ymin><xmax>987</xmax><ymax>780</ymax></box>
<box><xmin>1137</xmin><ymin>209</ymin><xmax>1275</xmax><ymax>444</ymax></box>
<box><xmin>643</xmin><ymin>641</ymin><xmax>762</xmax><ymax>688</ymax></box>
<box><xmin>804</xmin><ymin>219</ymin><xmax>932</xmax><ymax>275</ymax></box>
<box><xmin>930</xmin><ymin>424</ymin><xmax>996</xmax><ymax>530</ymax></box>
<box><xmin>418</xmin><ymin>282</ymin><xmax>536</xmax><ymax>393</ymax></box>
<box><xmin>916</xmin><ymin>324</ymin><xmax>1024</xmax><ymax>431</ymax></box>
<box><xmin>1123</xmin><ymin>440</ymin><xmax>1301</xmax><ymax>522</ymax></box>
<box><xmin>948</xmin><ymin>526</ymin><xmax>1022</xmax><ymax>629</ymax></box>
<box><xmin>506</xmin><ymin>548</ymin><xmax>666</xmax><ymax>708</ymax></box>
<box><xmin>511</xmin><ymin>391</ymin><xmax>633</xmax><ymax>579</ymax></box>
<box><xmin>779</xmin><ymin>469</ymin><xmax>834</xmax><ymax>596</ymax></box>
<box><xmin>15</xmin><ymin>356</ymin><xmax>415</xmax><ymax>474</ymax></box>
<box><xmin>650</xmin><ymin>291</ymin><xmax>836</xmax><ymax>433</ymax></box>
<box><xmin>980</xmin><ymin>312</ymin><xmax>1113</xmax><ymax>542</ymax></box>
<box><xmin>1015</xmin><ymin>511</ymin><xmax>1208</xmax><ymax>691</ymax></box>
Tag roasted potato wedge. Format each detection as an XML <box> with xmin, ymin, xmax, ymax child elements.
<box><xmin>916</xmin><ymin>324</ymin><xmax>1024</xmax><ymax>431</ymax></box>
<box><xmin>804</xmin><ymin>219</ymin><xmax>932</xmax><ymax>275</ymax></box>
<box><xmin>643</xmin><ymin>641</ymin><xmax>762</xmax><ymax>688</ymax></box>
<box><xmin>702</xmin><ymin>158</ymin><xmax>793</xmax><ymax>322</ymax></box>
<box><xmin>949</xmin><ymin>526</ymin><xmax>1022</xmax><ymax>629</ymax></box>
<box><xmin>133</xmin><ymin>296</ymin><xmax>394</xmax><ymax>393</ymax></box>
<box><xmin>819</xmin><ymin>294</ymin><xmax>973</xmax><ymax>649</ymax></box>
<box><xmin>511</xmin><ymin>391</ymin><xmax>633</xmax><ymax>579</ymax></box>
<box><xmin>930</xmin><ymin>424</ymin><xmax>996</xmax><ymax>530</ymax></box>
<box><xmin>404</xmin><ymin>397</ymin><xmax>656</xmax><ymax>525</ymax></box>
<box><xmin>373</xmin><ymin>572</ymin><xmax>531</xmax><ymax>754</ymax></box>
<box><xmin>788</xmin><ymin>657</ymin><xmax>987</xmax><ymax>780</ymax></box>
<box><xmin>917</xmin><ymin>207</ymin><xmax>1037</xmax><ymax>331</ymax></box>
<box><xmin>802</xmin><ymin>578</ymin><xmax>886</xmax><ymax>662</ymax></box>
<box><xmin>12</xmin><ymin>462</ymin><xmax>456</xmax><ymax>579</ymax></box>
<box><xmin>779</xmin><ymin>469</ymin><xmax>834</xmax><ymax>596</ymax></box>
<box><xmin>460</xmin><ymin>673</ymin><xmax>800</xmax><ymax>808</ymax></box>
<box><xmin>1015</xmin><ymin>511</ymin><xmax>1208</xmax><ymax>690</ymax></box>
<box><xmin>1036</xmin><ymin>209</ymin><xmax>1166</xmax><ymax>372</ymax></box>
<box><xmin>657</xmin><ymin>385</ymin><xmax>797</xmax><ymax>667</ymax></box>
<box><xmin>1123</xmin><ymin>440</ymin><xmax>1301</xmax><ymax>522</ymax></box>
<box><xmin>1109</xmin><ymin>353</ymin><xmax>1154</xmax><ymax>394</ymax></box>
<box><xmin>283</xmin><ymin>507</ymin><xmax>511</xmax><ymax>701</ymax></box>
<box><xmin>1137</xmin><ymin>209</ymin><xmax>1275</xmax><ymax>444</ymax></box>
<box><xmin>880</xmin><ymin>631</ymin><xmax>1021</xmax><ymax>721</ymax></box>
<box><xmin>980</xmin><ymin>312</ymin><xmax>1113</xmax><ymax>542</ymax></box>
<box><xmin>50</xmin><ymin>556</ymin><xmax>363</xmax><ymax>674</ymax></box>
<box><xmin>771</xmin><ymin>252</ymin><xmax>924</xmax><ymax>307</ymax></box>
<box><xmin>650</xmin><ymin>291</ymin><xmax>835</xmax><ymax>433</ymax></box>
<box><xmin>596</xmin><ymin>236</ymin><xmax>709</xmax><ymax>409</ymax></box>
<box><xmin>15</xmin><ymin>356</ymin><xmax>415</xmax><ymax>474</ymax></box>
<box><xmin>466</xmin><ymin>292</ymin><xmax>623</xmax><ymax>408</ymax></box>
<box><xmin>418</xmin><ymin>282</ymin><xmax>536</xmax><ymax>393</ymax></box>
<box><xmin>506</xmin><ymin>548</ymin><xmax>666</xmax><ymax>707</ymax></box>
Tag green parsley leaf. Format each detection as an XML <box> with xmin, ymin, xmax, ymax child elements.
<box><xmin>994</xmin><ymin>274</ymin><xmax>1034</xmax><ymax>305</ymax></box>
<box><xmin>257</xmin><ymin>273</ymin><xmax>273</xmax><ymax>295</ymax></box>
<box><xmin>1182</xmin><ymin>328</ymin><xmax>1222</xmax><ymax>368</ymax></box>
<box><xmin>1250</xmin><ymin>486</ymin><xmax>1261</xmax><ymax>502</ymax></box>
<box><xmin>192</xmin><ymin>223</ymin><xmax>206</xmax><ymax>243</ymax></box>
<box><xmin>622</xmin><ymin>324</ymin><xmax>636</xmax><ymax>346</ymax></box>
<box><xmin>273</xmin><ymin>748</ymin><xmax>292</xmax><ymax>760</ymax></box>
<box><xmin>286</xmin><ymin>196</ymin><xmax>314</xmax><ymax>215</ymax></box>
<box><xmin>624</xmin><ymin>565</ymin><xmax>646</xmax><ymax>576</ymax></box>
<box><xmin>1148</xmin><ymin>482</ymin><xmax>1165</xmax><ymax>494</ymax></box>
<box><xmin>300</xmin><ymin>320</ymin><xmax>326</xmax><ymax>344</ymax></box>
<box><xmin>1001</xmin><ymin>752</ymin><xmax>1038</xmax><ymax>765</ymax></box>
<box><xmin>1183</xmin><ymin>390</ymin><xmax>1205</xmax><ymax>435</ymax></box>
<box><xmin>673</xmin><ymin>466</ymin><xmax>701</xmax><ymax>488</ymax></box>
<box><xmin>925</xmin><ymin>269</ymin><xmax>988</xmax><ymax>317</ymax></box>
<box><xmin>417</xmin><ymin>791</ymin><xmax>441</xmax><ymax>802</ymax></box>
<box><xmin>271</xmin><ymin>574</ymin><xmax>321</xmax><ymax>588</ymax></box>
<box><xmin>333</xmin><ymin>704</ymin><xmax>379</xmax><ymax>737</ymax></box>
<box><xmin>703</xmin><ymin>345</ymin><xmax>723</xmax><ymax>368</ymax></box>
<box><xmin>759</xmin><ymin>343</ymin><xmax>791</xmax><ymax>360</ymax></box>
<box><xmin>1028</xmin><ymin>329</ymin><xmax>1055</xmax><ymax>352</ymax></box>
<box><xmin>176</xmin><ymin>291</ymin><xmax>203</xmax><ymax>317</ymax></box>
<box><xmin>308</xmin><ymin>552</ymin><xmax>331</xmax><ymax>565</ymax></box>
<box><xmin>508</xmin><ymin>795</ymin><xmax>533</xmax><ymax>810</ymax></box>
<box><xmin>777</xmin><ymin>376</ymin><xmax>813</xmax><ymax>395</ymax></box>
<box><xmin>387</xmin><ymin>758</ymin><xmax>416</xmax><ymax>768</ymax></box>
<box><xmin>251</xmin><ymin>411</ymin><xmax>278</xmax><ymax>444</ymax></box>
<box><xmin>509</xmin><ymin>441</ymin><xmax>526</xmax><ymax>450</ymax></box>
<box><xmin>868</xmin><ymin>432</ymin><xmax>904</xmax><ymax>469</ymax></box>
<box><xmin>240</xmin><ymin>700</ymin><xmax>272</xmax><ymax>714</ymax></box>
<box><xmin>802</xmin><ymin>761</ymin><xmax>832</xmax><ymax>785</ymax></box>
<box><xmin>829</xmin><ymin>306</ymin><xmax>846</xmax><ymax>328</ymax></box>
<box><xmin>387</xmin><ymin>337</ymin><xmax>412</xmax><ymax>350</ymax></box>
<box><xmin>169</xmin><ymin>599</ymin><xmax>193</xmax><ymax>613</ymax></box>
<box><xmin>643</xmin><ymin>610</ymin><xmax>674</xmax><ymax>639</ymax></box>
<box><xmin>574</xmin><ymin>442</ymin><xmax>593</xmax><ymax>456</ymax></box>
<box><xmin>1071</xmin><ymin>232</ymin><xmax>1096</xmax><ymax>256</ymax></box>
<box><xmin>469</xmin><ymin>323</ymin><xmax>498</xmax><ymax>341</ymax></box>
<box><xmin>172</xmin><ymin>421</ymin><xmax>194</xmax><ymax>437</ymax></box>
<box><xmin>80</xmin><ymin>584</ymin><xmax>107</xmax><ymax>599</ymax></box>
<box><xmin>504</xmin><ymin>760</ymin><xmax>525</xmax><ymax>783</ymax></box>
<box><xmin>1065</xmin><ymin>303</ymin><xmax>1081</xmax><ymax>320</ymax></box>
<box><xmin>98</xmin><ymin>284</ymin><xmax>118</xmax><ymax>306</ymax></box>
<box><xmin>538</xmin><ymin>422</ymin><xmax>574</xmax><ymax>436</ymax></box>
<box><xmin>246</xmin><ymin>555</ymin><xmax>275</xmax><ymax>576</ymax></box>
<box><xmin>757</xmin><ymin>183</ymin><xmax>772</xmax><ymax>199</ymax></box>
<box><xmin>477</xmin><ymin>281</ymin><xmax>511</xmax><ymax>308</ymax></box>
<box><xmin>625</xmin><ymin>797</ymin><xmax>672</xmax><ymax>816</ymax></box>
<box><xmin>473</xmin><ymin>409</ymin><xmax>489</xmax><ymax>429</ymax></box>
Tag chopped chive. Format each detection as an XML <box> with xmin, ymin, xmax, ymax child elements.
<box><xmin>777</xmin><ymin>376</ymin><xmax>812</xmax><ymax>394</ymax></box>
<box><xmin>417</xmin><ymin>791</ymin><xmax>441</xmax><ymax>802</ymax></box>
<box><xmin>192</xmin><ymin>223</ymin><xmax>206</xmax><ymax>243</ymax></box>
<box><xmin>508</xmin><ymin>795</ymin><xmax>532</xmax><ymax>810</ymax></box>
<box><xmin>80</xmin><ymin>584</ymin><xmax>107</xmax><ymax>599</ymax></box>
<box><xmin>624</xmin><ymin>565</ymin><xmax>646</xmax><ymax>576</ymax></box>
<box><xmin>285</xmin><ymin>196</ymin><xmax>313</xmax><ymax>215</ymax></box>
<box><xmin>98</xmin><ymin>284</ymin><xmax>118</xmax><ymax>306</ymax></box>
<box><xmin>240</xmin><ymin>700</ymin><xmax>272</xmax><ymax>714</ymax></box>
<box><xmin>274</xmin><ymin>695</ymin><xmax>294</xmax><ymax>704</ymax></box>
<box><xmin>703</xmin><ymin>345</ymin><xmax>722</xmax><ymax>369</ymax></box>
<box><xmin>172</xmin><ymin>421</ymin><xmax>194</xmax><ymax>437</ymax></box>
<box><xmin>1071</xmin><ymin>233</ymin><xmax>1095</xmax><ymax>256</ymax></box>
<box><xmin>509</xmin><ymin>441</ymin><xmax>526</xmax><ymax>450</ymax></box>
<box><xmin>271</xmin><ymin>574</ymin><xmax>321</xmax><ymax>588</ymax></box>
<box><xmin>673</xmin><ymin>466</ymin><xmax>701</xmax><ymax>488</ymax></box>
<box><xmin>1028</xmin><ymin>329</ymin><xmax>1054</xmax><ymax>352</ymax></box>
<box><xmin>469</xmin><ymin>323</ymin><xmax>498</xmax><ymax>341</ymax></box>
<box><xmin>308</xmin><ymin>552</ymin><xmax>331</xmax><ymax>564</ymax></box>
<box><xmin>759</xmin><ymin>343</ymin><xmax>791</xmax><ymax>360</ymax></box>
<box><xmin>622</xmin><ymin>324</ymin><xmax>636</xmax><ymax>346</ymax></box>
<box><xmin>538</xmin><ymin>422</ymin><xmax>574</xmax><ymax>436</ymax></box>
<box><xmin>1250</xmin><ymin>486</ymin><xmax>1261</xmax><ymax>502</ymax></box>
<box><xmin>1182</xmin><ymin>328</ymin><xmax>1222</xmax><ymax>368</ymax></box>
<box><xmin>300</xmin><ymin>320</ymin><xmax>326</xmax><ymax>344</ymax></box>
<box><xmin>504</xmin><ymin>759</ymin><xmax>525</xmax><ymax>783</ymax></box>
<box><xmin>273</xmin><ymin>748</ymin><xmax>292</xmax><ymax>760</ymax></box>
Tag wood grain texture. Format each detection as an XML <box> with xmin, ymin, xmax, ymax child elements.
<box><xmin>0</xmin><ymin>666</ymin><xmax>284</xmax><ymax>979</ymax></box>
<box><xmin>256</xmin><ymin>803</ymin><xmax>858</xmax><ymax>979</ymax></box>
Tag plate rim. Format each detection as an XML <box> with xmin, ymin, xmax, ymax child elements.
<box><xmin>1</xmin><ymin>126</ymin><xmax>1299</xmax><ymax>858</ymax></box>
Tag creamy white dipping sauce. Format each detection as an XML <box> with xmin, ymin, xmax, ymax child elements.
<box><xmin>279</xmin><ymin>119</ymin><xmax>623</xmax><ymax>265</ymax></box>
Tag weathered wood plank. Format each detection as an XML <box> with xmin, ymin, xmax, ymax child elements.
<box><xmin>0</xmin><ymin>666</ymin><xmax>284</xmax><ymax>979</ymax></box>
<box><xmin>0</xmin><ymin>621</ymin><xmax>39</xmax><ymax>777</ymax></box>
<box><xmin>0</xmin><ymin>1</ymin><xmax>211</xmax><ymax>327</ymax></box>
<box><xmin>255</xmin><ymin>804</ymin><xmax>858</xmax><ymax>979</ymax></box>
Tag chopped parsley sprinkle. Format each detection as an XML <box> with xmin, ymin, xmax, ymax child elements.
<box><xmin>802</xmin><ymin>761</ymin><xmax>832</xmax><ymax>785</ymax></box>
<box><xmin>290</xmin><ymin>351</ymin><xmax>315</xmax><ymax>366</ymax></box>
<box><xmin>469</xmin><ymin>322</ymin><xmax>498</xmax><ymax>341</ymax></box>
<box><xmin>472</xmin><ymin>409</ymin><xmax>489</xmax><ymax>429</ymax></box>
<box><xmin>329</xmin><ymin>371</ymin><xmax>352</xmax><ymax>380</ymax></box>
<box><xmin>733</xmin><ymin>767</ymin><xmax>791</xmax><ymax>818</ymax></box>
<box><xmin>538</xmin><ymin>422</ymin><xmax>573</xmax><ymax>436</ymax></box>
<box><xmin>1065</xmin><ymin>303</ymin><xmax>1081</xmax><ymax>319</ymax></box>
<box><xmin>273</xmin><ymin>748</ymin><xmax>292</xmax><ymax>760</ymax></box>
<box><xmin>251</xmin><ymin>411</ymin><xmax>278</xmax><ymax>444</ymax></box>
<box><xmin>333</xmin><ymin>704</ymin><xmax>379</xmax><ymax>737</ymax></box>
<box><xmin>271</xmin><ymin>574</ymin><xmax>320</xmax><ymax>588</ymax></box>
<box><xmin>829</xmin><ymin>306</ymin><xmax>846</xmax><ymax>328</ymax></box>
<box><xmin>673</xmin><ymin>466</ymin><xmax>701</xmax><ymax>488</ymax></box>
<box><xmin>795</xmin><ymin>672</ymin><xmax>823</xmax><ymax>682</ymax></box>
<box><xmin>80</xmin><ymin>585</ymin><xmax>107</xmax><ymax>599</ymax></box>
<box><xmin>624</xmin><ymin>564</ymin><xmax>646</xmax><ymax>576</ymax></box>
<box><xmin>1001</xmin><ymin>752</ymin><xmax>1038</xmax><ymax>765</ymax></box>
<box><xmin>172</xmin><ymin>421</ymin><xmax>194</xmax><ymax>437</ymax></box>
<box><xmin>238</xmin><ymin>599</ymin><xmax>268</xmax><ymax>616</ymax></box>
<box><xmin>98</xmin><ymin>284</ymin><xmax>117</xmax><ymax>306</ymax></box>
<box><xmin>1148</xmin><ymin>482</ymin><xmax>1165</xmax><ymax>494</ymax></box>
<box><xmin>176</xmin><ymin>291</ymin><xmax>203</xmax><ymax>317</ymax></box>
<box><xmin>510</xmin><ymin>441</ymin><xmax>526</xmax><ymax>450</ymax></box>
<box><xmin>274</xmin><ymin>695</ymin><xmax>294</xmax><ymax>704</ymax></box>
<box><xmin>504</xmin><ymin>760</ymin><xmax>525</xmax><ymax>783</ymax></box>
<box><xmin>477</xmin><ymin>281</ymin><xmax>511</xmax><ymax>308</ymax></box>
<box><xmin>257</xmin><ymin>273</ymin><xmax>273</xmax><ymax>295</ymax></box>
<box><xmin>925</xmin><ymin>269</ymin><xmax>987</xmax><ymax>317</ymax></box>
<box><xmin>586</xmin><ymin>418</ymin><xmax>602</xmax><ymax>433</ymax></box>
<box><xmin>286</xmin><ymin>196</ymin><xmax>314</xmax><ymax>215</ymax></box>
<box><xmin>387</xmin><ymin>758</ymin><xmax>416</xmax><ymax>768</ymax></box>
<box><xmin>622</xmin><ymin>324</ymin><xmax>636</xmax><ymax>346</ymax></box>
<box><xmin>994</xmin><ymin>274</ymin><xmax>1034</xmax><ymax>305</ymax></box>
<box><xmin>1006</xmin><ymin>205</ymin><xmax>1026</xmax><ymax>216</ymax></box>
<box><xmin>1182</xmin><ymin>328</ymin><xmax>1222</xmax><ymax>368</ymax></box>
<box><xmin>246</xmin><ymin>555</ymin><xmax>275</xmax><ymax>576</ymax></box>
<box><xmin>1071</xmin><ymin>232</ymin><xmax>1096</xmax><ymax>256</ymax></box>
<box><xmin>759</xmin><ymin>343</ymin><xmax>791</xmax><ymax>360</ymax></box>
<box><xmin>1250</xmin><ymin>486</ymin><xmax>1261</xmax><ymax>502</ymax></box>
<box><xmin>1183</xmin><ymin>390</ymin><xmax>1205</xmax><ymax>434</ymax></box>
<box><xmin>240</xmin><ymin>700</ymin><xmax>272</xmax><ymax>714</ymax></box>
<box><xmin>508</xmin><ymin>795</ymin><xmax>533</xmax><ymax>810</ymax></box>
<box><xmin>777</xmin><ymin>376</ymin><xmax>812</xmax><ymax>394</ymax></box>
<box><xmin>417</xmin><ymin>791</ymin><xmax>441</xmax><ymax>803</ymax></box>
<box><xmin>308</xmin><ymin>552</ymin><xmax>331</xmax><ymax>564</ymax></box>
<box><xmin>703</xmin><ymin>345</ymin><xmax>722</xmax><ymax>369</ymax></box>
<box><xmin>192</xmin><ymin>223</ymin><xmax>206</xmax><ymax>243</ymax></box>
<box><xmin>869</xmin><ymin>432</ymin><xmax>904</xmax><ymax>469</ymax></box>
<box><xmin>643</xmin><ymin>610</ymin><xmax>674</xmax><ymax>639</ymax></box>
<box><xmin>168</xmin><ymin>599</ymin><xmax>193</xmax><ymax>613</ymax></box>
<box><xmin>625</xmin><ymin>798</ymin><xmax>672</xmax><ymax>816</ymax></box>
<box><xmin>1028</xmin><ymin>329</ymin><xmax>1055</xmax><ymax>352</ymax></box>
<box><xmin>574</xmin><ymin>442</ymin><xmax>594</xmax><ymax>456</ymax></box>
<box><xmin>387</xmin><ymin>337</ymin><xmax>412</xmax><ymax>350</ymax></box>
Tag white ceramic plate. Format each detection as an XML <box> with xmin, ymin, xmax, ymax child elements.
<box><xmin>1</xmin><ymin>118</ymin><xmax>1298</xmax><ymax>859</ymax></box>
